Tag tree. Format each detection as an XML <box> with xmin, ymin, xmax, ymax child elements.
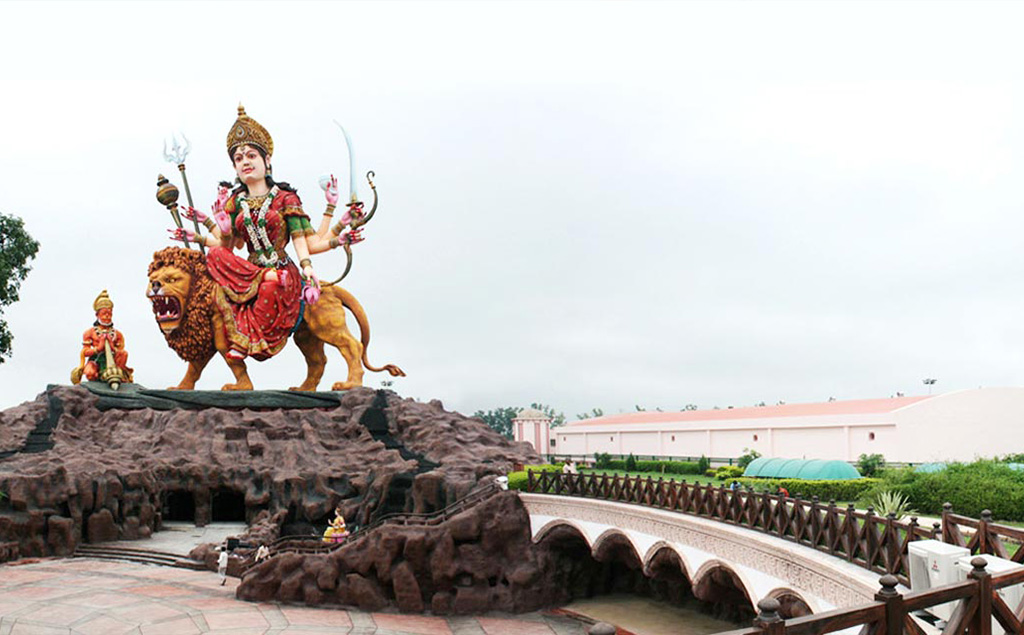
<box><xmin>857</xmin><ymin>453</ymin><xmax>886</xmax><ymax>477</ymax></box>
<box><xmin>575</xmin><ymin>408</ymin><xmax>604</xmax><ymax>420</ymax></box>
<box><xmin>0</xmin><ymin>213</ymin><xmax>39</xmax><ymax>363</ymax></box>
<box><xmin>738</xmin><ymin>448</ymin><xmax>761</xmax><ymax>469</ymax></box>
<box><xmin>473</xmin><ymin>407</ymin><xmax>520</xmax><ymax>439</ymax></box>
<box><xmin>529</xmin><ymin>402</ymin><xmax>566</xmax><ymax>427</ymax></box>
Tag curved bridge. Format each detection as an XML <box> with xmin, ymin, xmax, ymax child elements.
<box><xmin>522</xmin><ymin>471</ymin><xmax>1024</xmax><ymax>631</ymax></box>
<box><xmin>522</xmin><ymin>492</ymin><xmax>881</xmax><ymax>615</ymax></box>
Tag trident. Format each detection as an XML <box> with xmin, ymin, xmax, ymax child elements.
<box><xmin>163</xmin><ymin>133</ymin><xmax>205</xmax><ymax>254</ymax></box>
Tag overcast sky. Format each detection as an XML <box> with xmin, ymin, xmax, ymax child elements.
<box><xmin>3</xmin><ymin>1</ymin><xmax>1024</xmax><ymax>418</ymax></box>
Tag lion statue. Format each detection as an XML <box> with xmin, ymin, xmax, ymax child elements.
<box><xmin>147</xmin><ymin>247</ymin><xmax>405</xmax><ymax>391</ymax></box>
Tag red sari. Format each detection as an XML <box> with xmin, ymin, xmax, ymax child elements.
<box><xmin>206</xmin><ymin>188</ymin><xmax>311</xmax><ymax>360</ymax></box>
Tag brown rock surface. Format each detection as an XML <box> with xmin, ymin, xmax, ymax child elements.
<box><xmin>238</xmin><ymin>491</ymin><xmax>581</xmax><ymax>614</ymax></box>
<box><xmin>0</xmin><ymin>385</ymin><xmax>539</xmax><ymax>562</ymax></box>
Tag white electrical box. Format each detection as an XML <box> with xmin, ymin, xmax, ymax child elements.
<box><xmin>908</xmin><ymin>539</ymin><xmax>970</xmax><ymax>621</ymax></box>
<box><xmin>956</xmin><ymin>554</ymin><xmax>1024</xmax><ymax>633</ymax></box>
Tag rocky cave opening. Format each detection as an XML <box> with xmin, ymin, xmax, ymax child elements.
<box><xmin>211</xmin><ymin>487</ymin><xmax>246</xmax><ymax>523</ymax></box>
<box><xmin>163</xmin><ymin>490</ymin><xmax>195</xmax><ymax>523</ymax></box>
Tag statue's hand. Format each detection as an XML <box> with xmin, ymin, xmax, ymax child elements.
<box><xmin>181</xmin><ymin>206</ymin><xmax>207</xmax><ymax>223</ymax></box>
<box><xmin>213</xmin><ymin>187</ymin><xmax>230</xmax><ymax>214</ymax></box>
<box><xmin>344</xmin><ymin>228</ymin><xmax>364</xmax><ymax>246</ymax></box>
<box><xmin>167</xmin><ymin>227</ymin><xmax>197</xmax><ymax>243</ymax></box>
<box><xmin>325</xmin><ymin>174</ymin><xmax>340</xmax><ymax>207</ymax></box>
<box><xmin>213</xmin><ymin>211</ymin><xmax>232</xmax><ymax>234</ymax></box>
<box><xmin>302</xmin><ymin>268</ymin><xmax>321</xmax><ymax>304</ymax></box>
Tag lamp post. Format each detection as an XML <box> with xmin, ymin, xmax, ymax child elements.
<box><xmin>923</xmin><ymin>378</ymin><xmax>937</xmax><ymax>395</ymax></box>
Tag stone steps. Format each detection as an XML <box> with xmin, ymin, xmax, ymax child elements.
<box><xmin>73</xmin><ymin>544</ymin><xmax>205</xmax><ymax>570</ymax></box>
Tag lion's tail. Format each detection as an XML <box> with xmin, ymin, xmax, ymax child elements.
<box><xmin>329</xmin><ymin>286</ymin><xmax>406</xmax><ymax>377</ymax></box>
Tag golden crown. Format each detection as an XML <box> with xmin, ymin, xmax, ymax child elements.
<box><xmin>93</xmin><ymin>290</ymin><xmax>113</xmax><ymax>312</ymax></box>
<box><xmin>226</xmin><ymin>104</ymin><xmax>273</xmax><ymax>157</ymax></box>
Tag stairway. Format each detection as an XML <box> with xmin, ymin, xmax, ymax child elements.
<box><xmin>72</xmin><ymin>544</ymin><xmax>206</xmax><ymax>570</ymax></box>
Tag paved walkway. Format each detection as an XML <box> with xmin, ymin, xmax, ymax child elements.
<box><xmin>0</xmin><ymin>558</ymin><xmax>588</xmax><ymax>635</ymax></box>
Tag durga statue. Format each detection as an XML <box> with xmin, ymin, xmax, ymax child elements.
<box><xmin>151</xmin><ymin>105</ymin><xmax>404</xmax><ymax>391</ymax></box>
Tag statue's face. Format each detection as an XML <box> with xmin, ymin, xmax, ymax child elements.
<box><xmin>147</xmin><ymin>265</ymin><xmax>191</xmax><ymax>334</ymax></box>
<box><xmin>232</xmin><ymin>144</ymin><xmax>268</xmax><ymax>185</ymax></box>
<box><xmin>96</xmin><ymin>308</ymin><xmax>113</xmax><ymax>324</ymax></box>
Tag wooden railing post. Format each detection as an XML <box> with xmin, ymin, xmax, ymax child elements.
<box><xmin>527</xmin><ymin>470</ymin><xmax>535</xmax><ymax>493</ymax></box>
<box><xmin>978</xmin><ymin>510</ymin><xmax>992</xmax><ymax>554</ymax></box>
<box><xmin>968</xmin><ymin>556</ymin><xmax>992</xmax><ymax>635</ymax></box>
<box><xmin>942</xmin><ymin>502</ymin><xmax>953</xmax><ymax>544</ymax></box>
<box><xmin>752</xmin><ymin>597</ymin><xmax>785</xmax><ymax>635</ymax></box>
<box><xmin>874</xmin><ymin>574</ymin><xmax>903</xmax><ymax>635</ymax></box>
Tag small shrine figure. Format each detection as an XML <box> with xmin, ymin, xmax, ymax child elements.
<box><xmin>322</xmin><ymin>508</ymin><xmax>350</xmax><ymax>543</ymax></box>
<box><xmin>71</xmin><ymin>290</ymin><xmax>134</xmax><ymax>389</ymax></box>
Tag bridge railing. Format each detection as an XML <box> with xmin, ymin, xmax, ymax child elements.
<box><xmin>717</xmin><ymin>558</ymin><xmax>1024</xmax><ymax>635</ymax></box>
<box><xmin>526</xmin><ymin>470</ymin><xmax>942</xmax><ymax>584</ymax></box>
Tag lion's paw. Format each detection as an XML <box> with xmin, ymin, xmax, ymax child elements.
<box><xmin>289</xmin><ymin>384</ymin><xmax>317</xmax><ymax>392</ymax></box>
<box><xmin>331</xmin><ymin>381</ymin><xmax>361</xmax><ymax>391</ymax></box>
<box><xmin>221</xmin><ymin>382</ymin><xmax>253</xmax><ymax>391</ymax></box>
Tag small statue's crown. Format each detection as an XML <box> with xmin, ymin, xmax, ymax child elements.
<box><xmin>227</xmin><ymin>103</ymin><xmax>273</xmax><ymax>157</ymax></box>
<box><xmin>93</xmin><ymin>290</ymin><xmax>114</xmax><ymax>312</ymax></box>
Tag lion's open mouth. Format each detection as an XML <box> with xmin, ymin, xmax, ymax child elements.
<box><xmin>149</xmin><ymin>294</ymin><xmax>181</xmax><ymax>323</ymax></box>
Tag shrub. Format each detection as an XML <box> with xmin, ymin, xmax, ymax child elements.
<box><xmin>735</xmin><ymin>477</ymin><xmax>879</xmax><ymax>502</ymax></box>
<box><xmin>737</xmin><ymin>448</ymin><xmax>761</xmax><ymax>469</ymax></box>
<box><xmin>594</xmin><ymin>452</ymin><xmax>613</xmax><ymax>469</ymax></box>
<box><xmin>871</xmin><ymin>490</ymin><xmax>914</xmax><ymax>520</ymax></box>
<box><xmin>507</xmin><ymin>471</ymin><xmax>529</xmax><ymax>491</ymax></box>
<box><xmin>606</xmin><ymin>459</ymin><xmax>627</xmax><ymax>470</ymax></box>
<box><xmin>857</xmin><ymin>453</ymin><xmax>886</xmax><ymax>477</ymax></box>
<box><xmin>628</xmin><ymin>460</ymin><xmax>702</xmax><ymax>475</ymax></box>
<box><xmin>715</xmin><ymin>466</ymin><xmax>745</xmax><ymax>479</ymax></box>
<box><xmin>698</xmin><ymin>455</ymin><xmax>711</xmax><ymax>474</ymax></box>
<box><xmin>705</xmin><ymin>468</ymin><xmax>718</xmax><ymax>477</ymax></box>
<box><xmin>625</xmin><ymin>453</ymin><xmax>638</xmax><ymax>472</ymax></box>
<box><xmin>877</xmin><ymin>460</ymin><xmax>1024</xmax><ymax>521</ymax></box>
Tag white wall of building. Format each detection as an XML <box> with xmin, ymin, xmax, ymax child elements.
<box><xmin>549</xmin><ymin>388</ymin><xmax>1024</xmax><ymax>463</ymax></box>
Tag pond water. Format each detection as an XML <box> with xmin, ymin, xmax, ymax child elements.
<box><xmin>563</xmin><ymin>594</ymin><xmax>741</xmax><ymax>635</ymax></box>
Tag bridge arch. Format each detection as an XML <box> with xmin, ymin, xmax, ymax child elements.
<box><xmin>592</xmin><ymin>528</ymin><xmax>643</xmax><ymax>567</ymax></box>
<box><xmin>691</xmin><ymin>558</ymin><xmax>757</xmax><ymax>620</ymax></box>
<box><xmin>641</xmin><ymin>541</ymin><xmax>693</xmax><ymax>580</ymax></box>
<box><xmin>766</xmin><ymin>587</ymin><xmax>816</xmax><ymax>618</ymax></box>
<box><xmin>534</xmin><ymin>518</ymin><xmax>596</xmax><ymax>548</ymax></box>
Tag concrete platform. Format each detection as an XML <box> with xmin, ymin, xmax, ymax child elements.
<box><xmin>0</xmin><ymin>557</ymin><xmax>588</xmax><ymax>635</ymax></box>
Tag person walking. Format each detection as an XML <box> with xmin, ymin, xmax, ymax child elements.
<box><xmin>217</xmin><ymin>547</ymin><xmax>229</xmax><ymax>586</ymax></box>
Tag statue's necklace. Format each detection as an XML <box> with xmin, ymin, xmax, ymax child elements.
<box><xmin>239</xmin><ymin>186</ymin><xmax>280</xmax><ymax>267</ymax></box>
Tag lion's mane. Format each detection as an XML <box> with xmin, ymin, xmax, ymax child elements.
<box><xmin>148</xmin><ymin>247</ymin><xmax>218</xmax><ymax>363</ymax></box>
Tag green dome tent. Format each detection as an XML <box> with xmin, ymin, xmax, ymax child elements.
<box><xmin>743</xmin><ymin>457</ymin><xmax>861</xmax><ymax>480</ymax></box>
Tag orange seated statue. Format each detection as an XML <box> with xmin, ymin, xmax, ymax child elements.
<box><xmin>72</xmin><ymin>290</ymin><xmax>134</xmax><ymax>386</ymax></box>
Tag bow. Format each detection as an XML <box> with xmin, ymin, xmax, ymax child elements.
<box><xmin>321</xmin><ymin>121</ymin><xmax>380</xmax><ymax>287</ymax></box>
<box><xmin>322</xmin><ymin>171</ymin><xmax>378</xmax><ymax>287</ymax></box>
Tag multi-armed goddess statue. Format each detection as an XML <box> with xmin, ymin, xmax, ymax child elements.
<box><xmin>149</xmin><ymin>105</ymin><xmax>404</xmax><ymax>391</ymax></box>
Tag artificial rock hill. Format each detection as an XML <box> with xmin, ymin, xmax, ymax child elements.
<box><xmin>0</xmin><ymin>385</ymin><xmax>755</xmax><ymax>618</ymax></box>
<box><xmin>0</xmin><ymin>384</ymin><xmax>651</xmax><ymax>614</ymax></box>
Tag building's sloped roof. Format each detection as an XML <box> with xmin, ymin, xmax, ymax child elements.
<box><xmin>566</xmin><ymin>395</ymin><xmax>932</xmax><ymax>427</ymax></box>
<box><xmin>744</xmin><ymin>457</ymin><xmax>861</xmax><ymax>480</ymax></box>
<box><xmin>516</xmin><ymin>408</ymin><xmax>550</xmax><ymax>420</ymax></box>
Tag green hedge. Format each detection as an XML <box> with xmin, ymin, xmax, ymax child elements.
<box><xmin>599</xmin><ymin>459</ymin><xmax>703</xmax><ymax>475</ymax></box>
<box><xmin>736</xmin><ymin>477</ymin><xmax>879</xmax><ymax>502</ymax></box>
<box><xmin>509</xmin><ymin>464</ymin><xmax>565</xmax><ymax>492</ymax></box>
<box><xmin>876</xmin><ymin>461</ymin><xmax>1024</xmax><ymax>521</ymax></box>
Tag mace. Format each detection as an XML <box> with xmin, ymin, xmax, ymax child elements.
<box><xmin>155</xmin><ymin>174</ymin><xmax>190</xmax><ymax>250</ymax></box>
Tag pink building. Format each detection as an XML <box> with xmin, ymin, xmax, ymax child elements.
<box><xmin>550</xmin><ymin>388</ymin><xmax>1024</xmax><ymax>463</ymax></box>
<box><xmin>513</xmin><ymin>408</ymin><xmax>553</xmax><ymax>454</ymax></box>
